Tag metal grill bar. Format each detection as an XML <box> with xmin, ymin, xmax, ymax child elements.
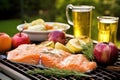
<box><xmin>0</xmin><ymin>58</ymin><xmax>120</xmax><ymax>80</ymax></box>
<box><xmin>0</xmin><ymin>71</ymin><xmax>14</xmax><ymax>80</ymax></box>
<box><xmin>0</xmin><ymin>63</ymin><xmax>31</xmax><ymax>80</ymax></box>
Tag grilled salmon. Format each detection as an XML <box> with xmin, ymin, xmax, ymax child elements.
<box><xmin>58</xmin><ymin>54</ymin><xmax>97</xmax><ymax>72</ymax></box>
<box><xmin>40</xmin><ymin>48</ymin><xmax>71</xmax><ymax>68</ymax></box>
<box><xmin>7</xmin><ymin>44</ymin><xmax>97</xmax><ymax>72</ymax></box>
<box><xmin>7</xmin><ymin>44</ymin><xmax>41</xmax><ymax>65</ymax></box>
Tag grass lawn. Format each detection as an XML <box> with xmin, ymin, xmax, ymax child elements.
<box><xmin>0</xmin><ymin>19</ymin><xmax>22</xmax><ymax>36</ymax></box>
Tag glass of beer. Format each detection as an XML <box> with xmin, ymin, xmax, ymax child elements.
<box><xmin>97</xmin><ymin>16</ymin><xmax>119</xmax><ymax>43</ymax></box>
<box><xmin>66</xmin><ymin>4</ymin><xmax>95</xmax><ymax>38</ymax></box>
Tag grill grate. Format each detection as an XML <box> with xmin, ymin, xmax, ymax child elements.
<box><xmin>0</xmin><ymin>53</ymin><xmax>120</xmax><ymax>80</ymax></box>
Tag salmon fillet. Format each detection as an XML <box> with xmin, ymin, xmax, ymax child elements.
<box><xmin>58</xmin><ymin>54</ymin><xmax>97</xmax><ymax>72</ymax></box>
<box><xmin>40</xmin><ymin>48</ymin><xmax>71</xmax><ymax>68</ymax></box>
<box><xmin>7</xmin><ymin>44</ymin><xmax>41</xmax><ymax>65</ymax></box>
<box><xmin>7</xmin><ymin>44</ymin><xmax>70</xmax><ymax>66</ymax></box>
<box><xmin>7</xmin><ymin>44</ymin><xmax>97</xmax><ymax>73</ymax></box>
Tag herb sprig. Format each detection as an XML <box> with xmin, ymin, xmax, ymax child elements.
<box><xmin>27</xmin><ymin>68</ymin><xmax>90</xmax><ymax>78</ymax></box>
<box><xmin>81</xmin><ymin>42</ymin><xmax>94</xmax><ymax>60</ymax></box>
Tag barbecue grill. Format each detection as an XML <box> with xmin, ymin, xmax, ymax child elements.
<box><xmin>0</xmin><ymin>52</ymin><xmax>120</xmax><ymax>80</ymax></box>
<box><xmin>0</xmin><ymin>35</ymin><xmax>120</xmax><ymax>80</ymax></box>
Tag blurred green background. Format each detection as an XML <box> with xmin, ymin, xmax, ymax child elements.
<box><xmin>0</xmin><ymin>0</ymin><xmax>120</xmax><ymax>41</ymax></box>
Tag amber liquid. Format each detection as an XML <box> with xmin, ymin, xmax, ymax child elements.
<box><xmin>72</xmin><ymin>10</ymin><xmax>92</xmax><ymax>38</ymax></box>
<box><xmin>98</xmin><ymin>20</ymin><xmax>118</xmax><ymax>43</ymax></box>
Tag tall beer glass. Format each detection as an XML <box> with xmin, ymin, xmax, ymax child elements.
<box><xmin>66</xmin><ymin>4</ymin><xmax>94</xmax><ymax>38</ymax></box>
<box><xmin>97</xmin><ymin>16</ymin><xmax>119</xmax><ymax>43</ymax></box>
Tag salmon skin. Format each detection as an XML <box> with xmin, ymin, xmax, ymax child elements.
<box><xmin>7</xmin><ymin>44</ymin><xmax>97</xmax><ymax>72</ymax></box>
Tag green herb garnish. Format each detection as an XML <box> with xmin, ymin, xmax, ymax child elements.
<box><xmin>27</xmin><ymin>68</ymin><xmax>90</xmax><ymax>78</ymax></box>
<box><xmin>81</xmin><ymin>42</ymin><xmax>94</xmax><ymax>60</ymax></box>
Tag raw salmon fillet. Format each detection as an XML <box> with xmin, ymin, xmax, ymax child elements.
<box><xmin>7</xmin><ymin>44</ymin><xmax>41</xmax><ymax>65</ymax></box>
<box><xmin>58</xmin><ymin>54</ymin><xmax>97</xmax><ymax>72</ymax></box>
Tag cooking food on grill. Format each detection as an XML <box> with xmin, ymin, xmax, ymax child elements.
<box><xmin>54</xmin><ymin>42</ymin><xmax>71</xmax><ymax>53</ymax></box>
<box><xmin>7</xmin><ymin>44</ymin><xmax>41</xmax><ymax>65</ymax></box>
<box><xmin>40</xmin><ymin>36</ymin><xmax>94</xmax><ymax>60</ymax></box>
<box><xmin>58</xmin><ymin>54</ymin><xmax>97</xmax><ymax>72</ymax></box>
<box><xmin>38</xmin><ymin>41</ymin><xmax>54</xmax><ymax>48</ymax></box>
<box><xmin>40</xmin><ymin>48</ymin><xmax>71</xmax><ymax>68</ymax></box>
<box><xmin>7</xmin><ymin>44</ymin><xmax>97</xmax><ymax>73</ymax></box>
<box><xmin>66</xmin><ymin>37</ymin><xmax>94</xmax><ymax>60</ymax></box>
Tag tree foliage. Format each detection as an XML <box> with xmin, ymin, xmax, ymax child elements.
<box><xmin>0</xmin><ymin>0</ymin><xmax>120</xmax><ymax>39</ymax></box>
<box><xmin>0</xmin><ymin>0</ymin><xmax>119</xmax><ymax>20</ymax></box>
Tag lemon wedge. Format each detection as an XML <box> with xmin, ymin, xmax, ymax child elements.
<box><xmin>38</xmin><ymin>41</ymin><xmax>54</xmax><ymax>48</ymax></box>
<box><xmin>55</xmin><ymin>42</ymin><xmax>71</xmax><ymax>53</ymax></box>
<box><xmin>66</xmin><ymin>39</ymin><xmax>82</xmax><ymax>53</ymax></box>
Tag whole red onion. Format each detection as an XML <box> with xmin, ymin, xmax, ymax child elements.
<box><xmin>94</xmin><ymin>42</ymin><xmax>118</xmax><ymax>65</ymax></box>
<box><xmin>48</xmin><ymin>31</ymin><xmax>66</xmax><ymax>44</ymax></box>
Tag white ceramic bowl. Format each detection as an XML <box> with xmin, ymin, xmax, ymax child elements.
<box><xmin>17</xmin><ymin>22</ymin><xmax>70</xmax><ymax>41</ymax></box>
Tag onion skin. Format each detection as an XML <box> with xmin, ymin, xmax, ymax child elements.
<box><xmin>48</xmin><ymin>31</ymin><xmax>66</xmax><ymax>44</ymax></box>
<box><xmin>94</xmin><ymin>42</ymin><xmax>118</xmax><ymax>65</ymax></box>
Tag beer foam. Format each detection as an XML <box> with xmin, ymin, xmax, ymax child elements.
<box><xmin>100</xmin><ymin>19</ymin><xmax>117</xmax><ymax>23</ymax></box>
<box><xmin>73</xmin><ymin>9</ymin><xmax>91</xmax><ymax>12</ymax></box>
